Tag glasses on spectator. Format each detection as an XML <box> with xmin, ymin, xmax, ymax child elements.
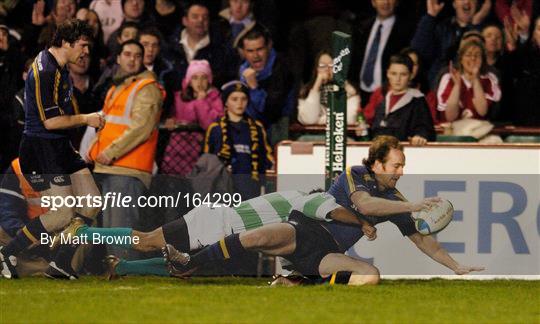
<box><xmin>318</xmin><ymin>63</ymin><xmax>333</xmax><ymax>69</ymax></box>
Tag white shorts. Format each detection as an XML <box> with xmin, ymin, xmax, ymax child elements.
<box><xmin>184</xmin><ymin>207</ymin><xmax>231</xmax><ymax>250</ymax></box>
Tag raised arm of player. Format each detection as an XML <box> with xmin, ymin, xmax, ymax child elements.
<box><xmin>408</xmin><ymin>233</ymin><xmax>485</xmax><ymax>275</ymax></box>
<box><xmin>351</xmin><ymin>191</ymin><xmax>441</xmax><ymax>217</ymax></box>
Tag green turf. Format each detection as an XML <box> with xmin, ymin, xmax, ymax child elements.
<box><xmin>1</xmin><ymin>277</ymin><xmax>539</xmax><ymax>323</ymax></box>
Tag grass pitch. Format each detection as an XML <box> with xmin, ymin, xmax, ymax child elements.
<box><xmin>1</xmin><ymin>277</ymin><xmax>538</xmax><ymax>323</ymax></box>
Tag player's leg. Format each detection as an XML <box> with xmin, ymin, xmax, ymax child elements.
<box><xmin>103</xmin><ymin>255</ymin><xmax>169</xmax><ymax>280</ymax></box>
<box><xmin>164</xmin><ymin>223</ymin><xmax>296</xmax><ymax>275</ymax></box>
<box><xmin>0</xmin><ymin>181</ymin><xmax>75</xmax><ymax>279</ymax></box>
<box><xmin>318</xmin><ymin>253</ymin><xmax>380</xmax><ymax>286</ymax></box>
<box><xmin>70</xmin><ymin>168</ymin><xmax>101</xmax><ymax>222</ymax></box>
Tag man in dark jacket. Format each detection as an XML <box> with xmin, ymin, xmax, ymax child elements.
<box><xmin>349</xmin><ymin>0</ymin><xmax>415</xmax><ymax>103</ymax></box>
<box><xmin>237</xmin><ymin>23</ymin><xmax>294</xmax><ymax>145</ymax></box>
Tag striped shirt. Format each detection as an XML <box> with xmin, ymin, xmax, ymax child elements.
<box><xmin>24</xmin><ymin>50</ymin><xmax>79</xmax><ymax>138</ymax></box>
<box><xmin>226</xmin><ymin>191</ymin><xmax>340</xmax><ymax>233</ymax></box>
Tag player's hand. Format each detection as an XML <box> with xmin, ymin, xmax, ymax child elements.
<box><xmin>96</xmin><ymin>151</ymin><xmax>113</xmax><ymax>165</ymax></box>
<box><xmin>454</xmin><ymin>265</ymin><xmax>485</xmax><ymax>275</ymax></box>
<box><xmin>409</xmin><ymin>135</ymin><xmax>428</xmax><ymax>146</ymax></box>
<box><xmin>410</xmin><ymin>197</ymin><xmax>442</xmax><ymax>212</ymax></box>
<box><xmin>86</xmin><ymin>112</ymin><xmax>105</xmax><ymax>129</ymax></box>
<box><xmin>427</xmin><ymin>0</ymin><xmax>444</xmax><ymax>17</ymax></box>
<box><xmin>242</xmin><ymin>68</ymin><xmax>258</xmax><ymax>89</ymax></box>
<box><xmin>362</xmin><ymin>224</ymin><xmax>377</xmax><ymax>241</ymax></box>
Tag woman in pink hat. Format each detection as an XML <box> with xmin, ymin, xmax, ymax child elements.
<box><xmin>161</xmin><ymin>60</ymin><xmax>224</xmax><ymax>176</ymax></box>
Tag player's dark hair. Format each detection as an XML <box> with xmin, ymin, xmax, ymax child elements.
<box><xmin>237</xmin><ymin>23</ymin><xmax>271</xmax><ymax>49</ymax></box>
<box><xmin>51</xmin><ymin>19</ymin><xmax>94</xmax><ymax>47</ymax></box>
<box><xmin>118</xmin><ymin>39</ymin><xmax>145</xmax><ymax>57</ymax></box>
<box><xmin>388</xmin><ymin>54</ymin><xmax>413</xmax><ymax>73</ymax></box>
<box><xmin>308</xmin><ymin>188</ymin><xmax>325</xmax><ymax>194</ymax></box>
<box><xmin>363</xmin><ymin>136</ymin><xmax>403</xmax><ymax>170</ymax></box>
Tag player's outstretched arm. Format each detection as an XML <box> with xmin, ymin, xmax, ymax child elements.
<box><xmin>351</xmin><ymin>191</ymin><xmax>441</xmax><ymax>217</ymax></box>
<box><xmin>408</xmin><ymin>233</ymin><xmax>485</xmax><ymax>275</ymax></box>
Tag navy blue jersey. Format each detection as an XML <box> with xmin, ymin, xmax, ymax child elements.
<box><xmin>205</xmin><ymin>119</ymin><xmax>273</xmax><ymax>175</ymax></box>
<box><xmin>23</xmin><ymin>50</ymin><xmax>79</xmax><ymax>138</ymax></box>
<box><xmin>325</xmin><ymin>165</ymin><xmax>416</xmax><ymax>251</ymax></box>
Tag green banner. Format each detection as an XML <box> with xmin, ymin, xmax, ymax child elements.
<box><xmin>326</xmin><ymin>31</ymin><xmax>352</xmax><ymax>190</ymax></box>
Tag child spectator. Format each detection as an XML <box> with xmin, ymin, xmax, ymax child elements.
<box><xmin>297</xmin><ymin>50</ymin><xmax>360</xmax><ymax>125</ymax></box>
<box><xmin>161</xmin><ymin>60</ymin><xmax>223</xmax><ymax>176</ymax></box>
<box><xmin>204</xmin><ymin>81</ymin><xmax>273</xmax><ymax>199</ymax></box>
<box><xmin>369</xmin><ymin>54</ymin><xmax>435</xmax><ymax>146</ymax></box>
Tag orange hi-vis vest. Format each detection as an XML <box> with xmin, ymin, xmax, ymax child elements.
<box><xmin>11</xmin><ymin>158</ymin><xmax>47</xmax><ymax>220</ymax></box>
<box><xmin>89</xmin><ymin>78</ymin><xmax>161</xmax><ymax>173</ymax></box>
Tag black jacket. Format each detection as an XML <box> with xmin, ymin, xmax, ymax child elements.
<box><xmin>371</xmin><ymin>88</ymin><xmax>435</xmax><ymax>141</ymax></box>
<box><xmin>349</xmin><ymin>14</ymin><xmax>415</xmax><ymax>87</ymax></box>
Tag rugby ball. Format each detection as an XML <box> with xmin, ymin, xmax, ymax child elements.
<box><xmin>412</xmin><ymin>199</ymin><xmax>454</xmax><ymax>235</ymax></box>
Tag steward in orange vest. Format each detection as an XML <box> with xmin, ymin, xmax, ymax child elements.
<box><xmin>89</xmin><ymin>68</ymin><xmax>164</xmax><ymax>187</ymax></box>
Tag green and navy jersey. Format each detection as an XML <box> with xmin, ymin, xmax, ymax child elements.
<box><xmin>327</xmin><ymin>165</ymin><xmax>412</xmax><ymax>250</ymax></box>
<box><xmin>24</xmin><ymin>50</ymin><xmax>79</xmax><ymax>139</ymax></box>
<box><xmin>226</xmin><ymin>191</ymin><xmax>339</xmax><ymax>233</ymax></box>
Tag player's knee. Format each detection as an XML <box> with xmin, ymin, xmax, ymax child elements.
<box><xmin>348</xmin><ymin>266</ymin><xmax>380</xmax><ymax>286</ymax></box>
<box><xmin>54</xmin><ymin>206</ymin><xmax>75</xmax><ymax>229</ymax></box>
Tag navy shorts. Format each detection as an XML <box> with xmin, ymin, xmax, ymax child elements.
<box><xmin>19</xmin><ymin>135</ymin><xmax>87</xmax><ymax>192</ymax></box>
<box><xmin>286</xmin><ymin>210</ymin><xmax>341</xmax><ymax>276</ymax></box>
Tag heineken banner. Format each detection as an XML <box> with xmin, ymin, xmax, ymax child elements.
<box><xmin>326</xmin><ymin>31</ymin><xmax>352</xmax><ymax>189</ymax></box>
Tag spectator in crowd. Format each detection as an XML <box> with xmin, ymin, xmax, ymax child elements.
<box><xmin>69</xmin><ymin>54</ymin><xmax>100</xmax><ymax>148</ymax></box>
<box><xmin>76</xmin><ymin>7</ymin><xmax>108</xmax><ymax>79</ymax></box>
<box><xmin>93</xmin><ymin>21</ymin><xmax>140</xmax><ymax>107</ymax></box>
<box><xmin>165</xmin><ymin>1</ymin><xmax>235</xmax><ymax>89</ymax></box>
<box><xmin>297</xmin><ymin>50</ymin><xmax>360</xmax><ymax>125</ymax></box>
<box><xmin>216</xmin><ymin>0</ymin><xmax>256</xmax><ymax>72</ymax></box>
<box><xmin>364</xmin><ymin>47</ymin><xmax>439</xmax><ymax>126</ymax></box>
<box><xmin>89</xmin><ymin>0</ymin><xmax>123</xmax><ymax>44</ymax></box>
<box><xmin>511</xmin><ymin>15</ymin><xmax>540</xmax><ymax>126</ymax></box>
<box><xmin>437</xmin><ymin>40</ymin><xmax>501</xmax><ymax>122</ymax></box>
<box><xmin>105</xmin><ymin>0</ymin><xmax>149</xmax><ymax>53</ymax></box>
<box><xmin>0</xmin><ymin>158</ymin><xmax>50</xmax><ymax>277</ymax></box>
<box><xmin>204</xmin><ymin>81</ymin><xmax>273</xmax><ymax>200</ymax></box>
<box><xmin>411</xmin><ymin>0</ymin><xmax>491</xmax><ymax>87</ymax></box>
<box><xmin>0</xmin><ymin>24</ymin><xmax>23</xmax><ymax>172</ymax></box>
<box><xmin>137</xmin><ymin>26</ymin><xmax>177</xmax><ymax>114</ymax></box>
<box><xmin>88</xmin><ymin>40</ymin><xmax>164</xmax><ymax>260</ymax></box>
<box><xmin>369</xmin><ymin>54</ymin><xmax>435</xmax><ymax>145</ymax></box>
<box><xmin>23</xmin><ymin>0</ymin><xmax>77</xmax><ymax>57</ymax></box>
<box><xmin>495</xmin><ymin>0</ymin><xmax>533</xmax><ymax>26</ymax></box>
<box><xmin>161</xmin><ymin>59</ymin><xmax>223</xmax><ymax>176</ymax></box>
<box><xmin>6</xmin><ymin>59</ymin><xmax>33</xmax><ymax>175</ymax></box>
<box><xmin>349</xmin><ymin>0</ymin><xmax>415</xmax><ymax>104</ymax></box>
<box><xmin>482</xmin><ymin>23</ymin><xmax>518</xmax><ymax>121</ymax></box>
<box><xmin>237</xmin><ymin>23</ymin><xmax>294</xmax><ymax>145</ymax></box>
<box><xmin>147</xmin><ymin>0</ymin><xmax>183</xmax><ymax>41</ymax></box>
